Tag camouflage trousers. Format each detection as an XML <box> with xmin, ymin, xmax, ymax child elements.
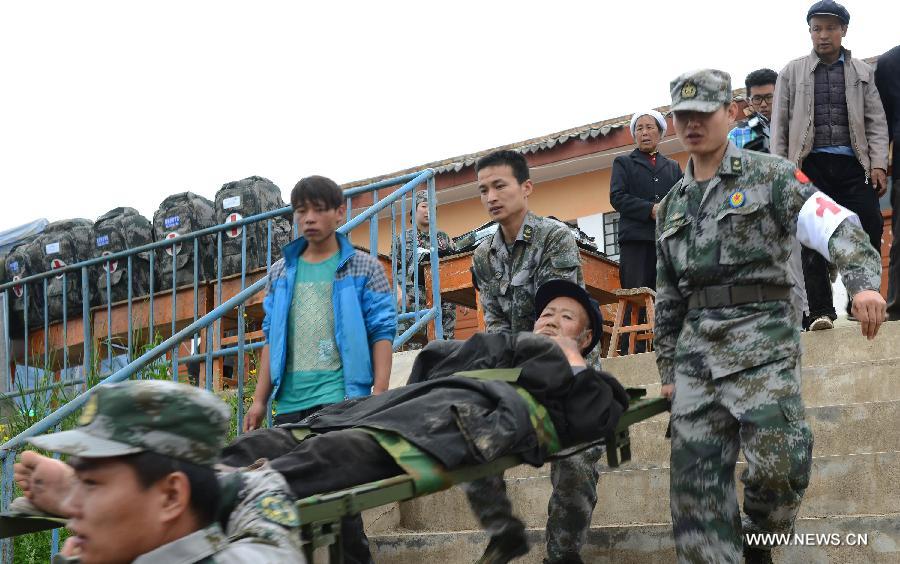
<box><xmin>669</xmin><ymin>355</ymin><xmax>813</xmax><ymax>563</ymax></box>
<box><xmin>396</xmin><ymin>300</ymin><xmax>457</xmax><ymax>350</ymax></box>
<box><xmin>461</xmin><ymin>444</ymin><xmax>605</xmax><ymax>563</ymax></box>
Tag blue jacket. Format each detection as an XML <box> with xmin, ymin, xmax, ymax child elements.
<box><xmin>262</xmin><ymin>233</ymin><xmax>397</xmax><ymax>400</ymax></box>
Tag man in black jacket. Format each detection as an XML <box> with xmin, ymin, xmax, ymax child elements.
<box><xmin>610</xmin><ymin>110</ymin><xmax>683</xmax><ymax>291</ymax></box>
<box><xmin>876</xmin><ymin>45</ymin><xmax>900</xmax><ymax>319</ymax></box>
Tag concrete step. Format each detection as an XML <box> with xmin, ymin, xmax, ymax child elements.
<box><xmin>605</xmin><ymin>354</ymin><xmax>900</xmax><ymax>407</ymax></box>
<box><xmin>395</xmin><ymin>451</ymin><xmax>900</xmax><ymax>532</ymax></box>
<box><xmin>371</xmin><ymin>513</ymin><xmax>900</xmax><ymax>564</ymax></box>
<box><xmin>602</xmin><ymin>321</ymin><xmax>900</xmax><ymax>388</ymax></box>
<box><xmin>503</xmin><ymin>398</ymin><xmax>900</xmax><ymax>479</ymax></box>
<box><xmin>616</xmin><ymin>398</ymin><xmax>900</xmax><ymax>471</ymax></box>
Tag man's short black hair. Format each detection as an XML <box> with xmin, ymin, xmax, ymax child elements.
<box><xmin>69</xmin><ymin>452</ymin><xmax>220</xmax><ymax>526</ymax></box>
<box><xmin>475</xmin><ymin>150</ymin><xmax>530</xmax><ymax>184</ymax></box>
<box><xmin>745</xmin><ymin>68</ymin><xmax>778</xmax><ymax>95</ymax></box>
<box><xmin>290</xmin><ymin>175</ymin><xmax>344</xmax><ymax>210</ymax></box>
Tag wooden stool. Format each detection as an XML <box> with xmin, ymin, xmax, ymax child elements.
<box><xmin>606</xmin><ymin>287</ymin><xmax>656</xmax><ymax>357</ymax></box>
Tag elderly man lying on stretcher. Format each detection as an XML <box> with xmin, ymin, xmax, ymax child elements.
<box><xmin>11</xmin><ymin>280</ymin><xmax>629</xmax><ymax>563</ymax></box>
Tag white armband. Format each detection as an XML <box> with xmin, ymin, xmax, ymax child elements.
<box><xmin>796</xmin><ymin>192</ymin><xmax>861</xmax><ymax>261</ymax></box>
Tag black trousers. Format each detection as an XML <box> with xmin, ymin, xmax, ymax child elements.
<box><xmin>618</xmin><ymin>241</ymin><xmax>657</xmax><ymax>290</ymax></box>
<box><xmin>888</xmin><ymin>174</ymin><xmax>900</xmax><ymax>317</ymax></box>
<box><xmin>800</xmin><ymin>153</ymin><xmax>884</xmax><ymax>320</ymax></box>
<box><xmin>222</xmin><ymin>427</ymin><xmax>402</xmax><ymax>564</ymax></box>
<box><xmin>617</xmin><ymin>241</ymin><xmax>656</xmax><ymax>353</ymax></box>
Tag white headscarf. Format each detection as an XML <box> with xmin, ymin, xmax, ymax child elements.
<box><xmin>629</xmin><ymin>110</ymin><xmax>667</xmax><ymax>139</ymax></box>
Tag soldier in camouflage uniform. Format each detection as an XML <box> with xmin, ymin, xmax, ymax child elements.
<box><xmin>14</xmin><ymin>380</ymin><xmax>304</xmax><ymax>563</ymax></box>
<box><xmin>656</xmin><ymin>69</ymin><xmax>886</xmax><ymax>564</ymax></box>
<box><xmin>466</xmin><ymin>149</ymin><xmax>604</xmax><ymax>564</ymax></box>
<box><xmin>394</xmin><ymin>189</ymin><xmax>457</xmax><ymax>349</ymax></box>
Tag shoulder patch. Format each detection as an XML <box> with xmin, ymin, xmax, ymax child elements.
<box><xmin>794</xmin><ymin>169</ymin><xmax>810</xmax><ymax>183</ymax></box>
<box><xmin>257</xmin><ymin>494</ymin><xmax>300</xmax><ymax>528</ymax></box>
<box><xmin>522</xmin><ymin>224</ymin><xmax>534</xmax><ymax>242</ymax></box>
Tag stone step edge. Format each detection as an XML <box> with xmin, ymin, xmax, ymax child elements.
<box><xmin>616</xmin><ymin>355</ymin><xmax>900</xmax><ymax>391</ymax></box>
<box><xmin>375</xmin><ymin>512</ymin><xmax>900</xmax><ymax>537</ymax></box>
<box><xmin>501</xmin><ymin>449</ymin><xmax>900</xmax><ymax>483</ymax></box>
<box><xmin>627</xmin><ymin>398</ymin><xmax>900</xmax><ymax>428</ymax></box>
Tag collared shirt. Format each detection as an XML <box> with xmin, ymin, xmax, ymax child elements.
<box><xmin>728</xmin><ymin>120</ymin><xmax>762</xmax><ymax>149</ymax></box>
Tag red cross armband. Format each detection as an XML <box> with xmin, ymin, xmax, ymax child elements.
<box><xmin>796</xmin><ymin>192</ymin><xmax>861</xmax><ymax>261</ymax></box>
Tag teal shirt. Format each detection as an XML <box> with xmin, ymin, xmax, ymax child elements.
<box><xmin>276</xmin><ymin>251</ymin><xmax>344</xmax><ymax>414</ymax></box>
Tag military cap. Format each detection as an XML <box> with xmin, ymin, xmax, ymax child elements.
<box><xmin>28</xmin><ymin>380</ymin><xmax>231</xmax><ymax>466</ymax></box>
<box><xmin>669</xmin><ymin>69</ymin><xmax>732</xmax><ymax>113</ymax></box>
<box><xmin>534</xmin><ymin>279</ymin><xmax>603</xmax><ymax>355</ymax></box>
<box><xmin>807</xmin><ymin>0</ymin><xmax>849</xmax><ymax>25</ymax></box>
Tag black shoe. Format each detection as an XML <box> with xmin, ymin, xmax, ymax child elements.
<box><xmin>744</xmin><ymin>545</ymin><xmax>773</xmax><ymax>564</ymax></box>
<box><xmin>476</xmin><ymin>530</ymin><xmax>529</xmax><ymax>564</ymax></box>
<box><xmin>543</xmin><ymin>555</ymin><xmax>584</xmax><ymax>564</ymax></box>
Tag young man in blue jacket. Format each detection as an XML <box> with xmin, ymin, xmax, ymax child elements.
<box><xmin>243</xmin><ymin>175</ymin><xmax>396</xmax><ymax>564</ymax></box>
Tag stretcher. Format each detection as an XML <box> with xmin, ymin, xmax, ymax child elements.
<box><xmin>294</xmin><ymin>388</ymin><xmax>668</xmax><ymax>562</ymax></box>
<box><xmin>0</xmin><ymin>389</ymin><xmax>669</xmax><ymax>563</ymax></box>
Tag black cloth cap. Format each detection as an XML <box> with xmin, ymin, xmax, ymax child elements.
<box><xmin>534</xmin><ymin>280</ymin><xmax>603</xmax><ymax>355</ymax></box>
<box><xmin>807</xmin><ymin>0</ymin><xmax>849</xmax><ymax>24</ymax></box>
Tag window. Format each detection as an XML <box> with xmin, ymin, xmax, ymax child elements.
<box><xmin>603</xmin><ymin>212</ymin><xmax>620</xmax><ymax>262</ymax></box>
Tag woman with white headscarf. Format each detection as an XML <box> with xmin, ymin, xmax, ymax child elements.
<box><xmin>609</xmin><ymin>111</ymin><xmax>682</xmax><ymax>351</ymax></box>
<box><xmin>610</xmin><ymin>110</ymin><xmax>683</xmax><ymax>290</ymax></box>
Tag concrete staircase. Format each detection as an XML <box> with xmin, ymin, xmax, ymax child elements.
<box><xmin>367</xmin><ymin>321</ymin><xmax>900</xmax><ymax>563</ymax></box>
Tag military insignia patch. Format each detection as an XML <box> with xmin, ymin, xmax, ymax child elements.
<box><xmin>258</xmin><ymin>494</ymin><xmax>300</xmax><ymax>527</ymax></box>
<box><xmin>731</xmin><ymin>157</ymin><xmax>742</xmax><ymax>173</ymax></box>
<box><xmin>681</xmin><ymin>83</ymin><xmax>697</xmax><ymax>99</ymax></box>
<box><xmin>79</xmin><ymin>395</ymin><xmax>98</xmax><ymax>426</ymax></box>
<box><xmin>729</xmin><ymin>191</ymin><xmax>745</xmax><ymax>208</ymax></box>
<box><xmin>794</xmin><ymin>169</ymin><xmax>810</xmax><ymax>183</ymax></box>
<box><xmin>522</xmin><ymin>224</ymin><xmax>533</xmax><ymax>242</ymax></box>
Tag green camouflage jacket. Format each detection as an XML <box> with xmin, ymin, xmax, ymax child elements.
<box><xmin>654</xmin><ymin>142</ymin><xmax>881</xmax><ymax>385</ymax></box>
<box><xmin>472</xmin><ymin>212</ymin><xmax>583</xmax><ymax>333</ymax></box>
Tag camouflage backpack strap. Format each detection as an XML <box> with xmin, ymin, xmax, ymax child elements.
<box><xmin>454</xmin><ymin>368</ymin><xmax>521</xmax><ymax>382</ymax></box>
<box><xmin>511</xmin><ymin>386</ymin><xmax>561</xmax><ymax>455</ymax></box>
<box><xmin>358</xmin><ymin>427</ymin><xmax>453</xmax><ymax>496</ymax></box>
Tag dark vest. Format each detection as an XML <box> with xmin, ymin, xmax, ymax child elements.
<box><xmin>813</xmin><ymin>60</ymin><xmax>851</xmax><ymax>149</ymax></box>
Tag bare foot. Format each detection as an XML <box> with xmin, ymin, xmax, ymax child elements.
<box><xmin>13</xmin><ymin>451</ymin><xmax>75</xmax><ymax>517</ymax></box>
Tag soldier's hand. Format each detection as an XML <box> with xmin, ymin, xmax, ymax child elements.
<box><xmin>871</xmin><ymin>168</ymin><xmax>888</xmax><ymax>198</ymax></box>
<box><xmin>661</xmin><ymin>384</ymin><xmax>675</xmax><ymax>400</ymax></box>
<box><xmin>851</xmin><ymin>289</ymin><xmax>887</xmax><ymax>340</ymax></box>
<box><xmin>244</xmin><ymin>400</ymin><xmax>267</xmax><ymax>432</ymax></box>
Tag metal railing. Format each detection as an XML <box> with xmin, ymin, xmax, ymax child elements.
<box><xmin>0</xmin><ymin>168</ymin><xmax>442</xmax><ymax>560</ymax></box>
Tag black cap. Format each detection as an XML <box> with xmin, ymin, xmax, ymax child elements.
<box><xmin>534</xmin><ymin>280</ymin><xmax>603</xmax><ymax>355</ymax></box>
<box><xmin>807</xmin><ymin>0</ymin><xmax>849</xmax><ymax>25</ymax></box>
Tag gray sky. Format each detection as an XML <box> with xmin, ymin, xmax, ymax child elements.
<box><xmin>1</xmin><ymin>0</ymin><xmax>897</xmax><ymax>232</ymax></box>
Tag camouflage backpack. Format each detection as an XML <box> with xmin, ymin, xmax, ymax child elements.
<box><xmin>214</xmin><ymin>176</ymin><xmax>292</xmax><ymax>276</ymax></box>
<box><xmin>92</xmin><ymin>207</ymin><xmax>157</xmax><ymax>304</ymax></box>
<box><xmin>152</xmin><ymin>192</ymin><xmax>217</xmax><ymax>291</ymax></box>
<box><xmin>3</xmin><ymin>236</ymin><xmax>42</xmax><ymax>338</ymax></box>
<box><xmin>32</xmin><ymin>219</ymin><xmax>97</xmax><ymax>325</ymax></box>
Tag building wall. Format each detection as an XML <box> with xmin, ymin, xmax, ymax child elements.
<box><xmin>351</xmin><ymin>149</ymin><xmax>690</xmax><ymax>254</ymax></box>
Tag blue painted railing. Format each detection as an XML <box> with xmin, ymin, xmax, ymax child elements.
<box><xmin>0</xmin><ymin>169</ymin><xmax>442</xmax><ymax>560</ymax></box>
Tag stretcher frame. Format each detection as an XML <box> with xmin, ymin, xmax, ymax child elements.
<box><xmin>295</xmin><ymin>390</ymin><xmax>668</xmax><ymax>562</ymax></box>
<box><xmin>0</xmin><ymin>391</ymin><xmax>669</xmax><ymax>564</ymax></box>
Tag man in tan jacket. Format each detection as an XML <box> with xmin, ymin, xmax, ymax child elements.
<box><xmin>771</xmin><ymin>0</ymin><xmax>889</xmax><ymax>332</ymax></box>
